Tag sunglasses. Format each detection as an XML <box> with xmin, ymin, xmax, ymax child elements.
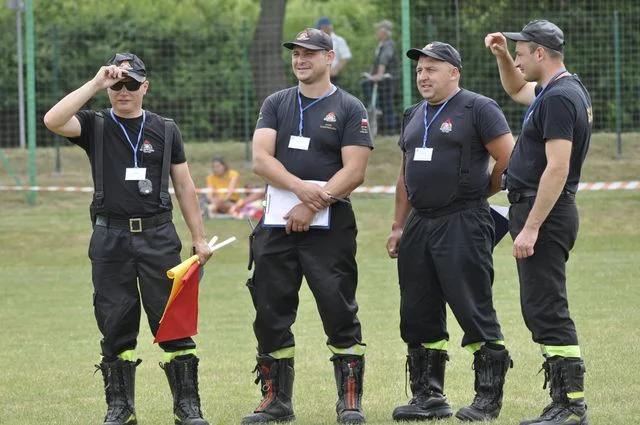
<box><xmin>110</xmin><ymin>80</ymin><xmax>143</xmax><ymax>91</ymax></box>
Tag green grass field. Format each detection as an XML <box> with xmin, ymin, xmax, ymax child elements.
<box><xmin>1</xmin><ymin>134</ymin><xmax>639</xmax><ymax>424</ymax></box>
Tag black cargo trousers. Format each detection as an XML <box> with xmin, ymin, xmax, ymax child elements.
<box><xmin>89</xmin><ymin>217</ymin><xmax>196</xmax><ymax>358</ymax></box>
<box><xmin>248</xmin><ymin>203</ymin><xmax>364</xmax><ymax>354</ymax></box>
<box><xmin>397</xmin><ymin>202</ymin><xmax>504</xmax><ymax>347</ymax></box>
<box><xmin>508</xmin><ymin>193</ymin><xmax>580</xmax><ymax>346</ymax></box>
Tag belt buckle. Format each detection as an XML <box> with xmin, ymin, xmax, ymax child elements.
<box><xmin>129</xmin><ymin>218</ymin><xmax>142</xmax><ymax>233</ymax></box>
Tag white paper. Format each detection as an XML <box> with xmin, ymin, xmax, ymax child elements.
<box><xmin>263</xmin><ymin>181</ymin><xmax>330</xmax><ymax>228</ymax></box>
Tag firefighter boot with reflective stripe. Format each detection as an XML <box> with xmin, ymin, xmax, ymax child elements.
<box><xmin>241</xmin><ymin>356</ymin><xmax>295</xmax><ymax>424</ymax></box>
<box><xmin>97</xmin><ymin>358</ymin><xmax>141</xmax><ymax>425</ymax></box>
<box><xmin>520</xmin><ymin>357</ymin><xmax>588</xmax><ymax>425</ymax></box>
<box><xmin>161</xmin><ymin>355</ymin><xmax>209</xmax><ymax>425</ymax></box>
<box><xmin>455</xmin><ymin>345</ymin><xmax>513</xmax><ymax>421</ymax></box>
<box><xmin>392</xmin><ymin>347</ymin><xmax>453</xmax><ymax>421</ymax></box>
<box><xmin>332</xmin><ymin>355</ymin><xmax>366</xmax><ymax>424</ymax></box>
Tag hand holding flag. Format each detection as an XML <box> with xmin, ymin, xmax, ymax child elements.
<box><xmin>154</xmin><ymin>236</ymin><xmax>236</xmax><ymax>343</ymax></box>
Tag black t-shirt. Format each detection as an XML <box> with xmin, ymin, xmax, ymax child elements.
<box><xmin>68</xmin><ymin>109</ymin><xmax>186</xmax><ymax>217</ymax></box>
<box><xmin>255</xmin><ymin>86</ymin><xmax>373</xmax><ymax>182</ymax></box>
<box><xmin>400</xmin><ymin>89</ymin><xmax>511</xmax><ymax>209</ymax></box>
<box><xmin>507</xmin><ymin>76</ymin><xmax>592</xmax><ymax>193</ymax></box>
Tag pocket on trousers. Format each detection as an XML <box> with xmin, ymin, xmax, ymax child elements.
<box><xmin>246</xmin><ymin>276</ymin><xmax>257</xmax><ymax>309</ymax></box>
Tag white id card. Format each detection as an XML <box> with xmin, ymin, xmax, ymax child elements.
<box><xmin>288</xmin><ymin>135</ymin><xmax>310</xmax><ymax>150</ymax></box>
<box><xmin>414</xmin><ymin>147</ymin><xmax>433</xmax><ymax>161</ymax></box>
<box><xmin>125</xmin><ymin>167</ymin><xmax>147</xmax><ymax>181</ymax></box>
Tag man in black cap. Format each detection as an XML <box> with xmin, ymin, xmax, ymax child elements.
<box><xmin>242</xmin><ymin>28</ymin><xmax>372</xmax><ymax>424</ymax></box>
<box><xmin>316</xmin><ymin>17</ymin><xmax>352</xmax><ymax>85</ymax></box>
<box><xmin>44</xmin><ymin>52</ymin><xmax>211</xmax><ymax>425</ymax></box>
<box><xmin>386</xmin><ymin>41</ymin><xmax>515</xmax><ymax>422</ymax></box>
<box><xmin>485</xmin><ymin>19</ymin><xmax>591</xmax><ymax>425</ymax></box>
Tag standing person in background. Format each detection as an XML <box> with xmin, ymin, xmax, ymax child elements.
<box><xmin>242</xmin><ymin>27</ymin><xmax>372</xmax><ymax>425</ymax></box>
<box><xmin>205</xmin><ymin>156</ymin><xmax>241</xmax><ymax>217</ymax></box>
<box><xmin>43</xmin><ymin>52</ymin><xmax>211</xmax><ymax>425</ymax></box>
<box><xmin>386</xmin><ymin>41</ymin><xmax>515</xmax><ymax>422</ymax></box>
<box><xmin>361</xmin><ymin>19</ymin><xmax>399</xmax><ymax>135</ymax></box>
<box><xmin>316</xmin><ymin>16</ymin><xmax>353</xmax><ymax>86</ymax></box>
<box><xmin>485</xmin><ymin>19</ymin><xmax>592</xmax><ymax>425</ymax></box>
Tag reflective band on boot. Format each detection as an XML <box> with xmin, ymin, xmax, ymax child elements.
<box><xmin>96</xmin><ymin>358</ymin><xmax>141</xmax><ymax>425</ymax></box>
<box><xmin>241</xmin><ymin>355</ymin><xmax>295</xmax><ymax>424</ymax></box>
<box><xmin>332</xmin><ymin>355</ymin><xmax>366</xmax><ymax>424</ymax></box>
<box><xmin>520</xmin><ymin>357</ymin><xmax>588</xmax><ymax>425</ymax></box>
<box><xmin>161</xmin><ymin>355</ymin><xmax>209</xmax><ymax>425</ymax></box>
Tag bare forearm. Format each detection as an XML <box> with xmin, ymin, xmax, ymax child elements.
<box><xmin>524</xmin><ymin>166</ymin><xmax>568</xmax><ymax>231</ymax></box>
<box><xmin>175</xmin><ymin>183</ymin><xmax>207</xmax><ymax>245</ymax></box>
<box><xmin>392</xmin><ymin>169</ymin><xmax>411</xmax><ymax>231</ymax></box>
<box><xmin>253</xmin><ymin>154</ymin><xmax>304</xmax><ymax>192</ymax></box>
<box><xmin>324</xmin><ymin>167</ymin><xmax>365</xmax><ymax>198</ymax></box>
<box><xmin>44</xmin><ymin>80</ymin><xmax>101</xmax><ymax>128</ymax></box>
<box><xmin>488</xmin><ymin>159</ymin><xmax>508</xmax><ymax>197</ymax></box>
<box><xmin>495</xmin><ymin>54</ymin><xmax>527</xmax><ymax>99</ymax></box>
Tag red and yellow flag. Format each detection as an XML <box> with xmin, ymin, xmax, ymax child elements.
<box><xmin>154</xmin><ymin>255</ymin><xmax>200</xmax><ymax>343</ymax></box>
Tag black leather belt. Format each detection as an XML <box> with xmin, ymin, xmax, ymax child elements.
<box><xmin>507</xmin><ymin>189</ymin><xmax>575</xmax><ymax>204</ymax></box>
<box><xmin>94</xmin><ymin>211</ymin><xmax>172</xmax><ymax>232</ymax></box>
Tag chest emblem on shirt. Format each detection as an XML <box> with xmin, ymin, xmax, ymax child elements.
<box><xmin>440</xmin><ymin>118</ymin><xmax>453</xmax><ymax>133</ymax></box>
<box><xmin>321</xmin><ymin>112</ymin><xmax>338</xmax><ymax>131</ymax></box>
<box><xmin>140</xmin><ymin>140</ymin><xmax>155</xmax><ymax>153</ymax></box>
<box><xmin>324</xmin><ymin>112</ymin><xmax>337</xmax><ymax>123</ymax></box>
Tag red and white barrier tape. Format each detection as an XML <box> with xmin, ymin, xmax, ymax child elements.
<box><xmin>1</xmin><ymin>181</ymin><xmax>639</xmax><ymax>194</ymax></box>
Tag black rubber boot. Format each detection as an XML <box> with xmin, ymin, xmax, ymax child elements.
<box><xmin>392</xmin><ymin>347</ymin><xmax>453</xmax><ymax>421</ymax></box>
<box><xmin>332</xmin><ymin>355</ymin><xmax>366</xmax><ymax>424</ymax></box>
<box><xmin>96</xmin><ymin>358</ymin><xmax>141</xmax><ymax>425</ymax></box>
<box><xmin>455</xmin><ymin>345</ymin><xmax>513</xmax><ymax>421</ymax></box>
<box><xmin>161</xmin><ymin>354</ymin><xmax>209</xmax><ymax>425</ymax></box>
<box><xmin>241</xmin><ymin>355</ymin><xmax>295</xmax><ymax>424</ymax></box>
<box><xmin>520</xmin><ymin>357</ymin><xmax>588</xmax><ymax>425</ymax></box>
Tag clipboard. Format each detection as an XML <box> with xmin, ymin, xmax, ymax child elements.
<box><xmin>263</xmin><ymin>181</ymin><xmax>330</xmax><ymax>229</ymax></box>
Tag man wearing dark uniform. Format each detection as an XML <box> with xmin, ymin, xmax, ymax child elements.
<box><xmin>386</xmin><ymin>42</ymin><xmax>515</xmax><ymax>422</ymax></box>
<box><xmin>486</xmin><ymin>20</ymin><xmax>592</xmax><ymax>425</ymax></box>
<box><xmin>44</xmin><ymin>53</ymin><xmax>211</xmax><ymax>425</ymax></box>
<box><xmin>242</xmin><ymin>28</ymin><xmax>372</xmax><ymax>425</ymax></box>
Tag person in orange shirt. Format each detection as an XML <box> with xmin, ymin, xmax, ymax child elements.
<box><xmin>205</xmin><ymin>156</ymin><xmax>240</xmax><ymax>217</ymax></box>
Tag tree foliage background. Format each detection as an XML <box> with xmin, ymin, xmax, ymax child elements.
<box><xmin>0</xmin><ymin>0</ymin><xmax>638</xmax><ymax>146</ymax></box>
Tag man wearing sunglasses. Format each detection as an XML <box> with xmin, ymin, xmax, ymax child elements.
<box><xmin>44</xmin><ymin>53</ymin><xmax>211</xmax><ymax>425</ymax></box>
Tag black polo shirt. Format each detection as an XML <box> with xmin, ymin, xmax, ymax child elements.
<box><xmin>507</xmin><ymin>76</ymin><xmax>592</xmax><ymax>193</ymax></box>
<box><xmin>256</xmin><ymin>86</ymin><xmax>373</xmax><ymax>181</ymax></box>
<box><xmin>400</xmin><ymin>89</ymin><xmax>511</xmax><ymax>209</ymax></box>
<box><xmin>69</xmin><ymin>109</ymin><xmax>186</xmax><ymax>217</ymax></box>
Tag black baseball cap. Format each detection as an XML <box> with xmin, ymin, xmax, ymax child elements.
<box><xmin>406</xmin><ymin>41</ymin><xmax>462</xmax><ymax>70</ymax></box>
<box><xmin>503</xmin><ymin>19</ymin><xmax>565</xmax><ymax>52</ymax></box>
<box><xmin>283</xmin><ymin>28</ymin><xmax>333</xmax><ymax>51</ymax></box>
<box><xmin>106</xmin><ymin>52</ymin><xmax>147</xmax><ymax>82</ymax></box>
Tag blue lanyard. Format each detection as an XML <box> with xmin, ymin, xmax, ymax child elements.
<box><xmin>297</xmin><ymin>85</ymin><xmax>334</xmax><ymax>136</ymax></box>
<box><xmin>422</xmin><ymin>89</ymin><xmax>459</xmax><ymax>147</ymax></box>
<box><xmin>522</xmin><ymin>69</ymin><xmax>567</xmax><ymax>128</ymax></box>
<box><xmin>110</xmin><ymin>108</ymin><xmax>146</xmax><ymax>167</ymax></box>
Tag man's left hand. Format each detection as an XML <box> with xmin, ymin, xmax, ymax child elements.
<box><xmin>512</xmin><ymin>227</ymin><xmax>538</xmax><ymax>259</ymax></box>
<box><xmin>284</xmin><ymin>204</ymin><xmax>316</xmax><ymax>234</ymax></box>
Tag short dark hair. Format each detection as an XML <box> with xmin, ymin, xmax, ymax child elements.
<box><xmin>211</xmin><ymin>156</ymin><xmax>229</xmax><ymax>171</ymax></box>
<box><xmin>527</xmin><ymin>41</ymin><xmax>564</xmax><ymax>59</ymax></box>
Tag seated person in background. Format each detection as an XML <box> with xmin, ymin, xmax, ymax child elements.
<box><xmin>229</xmin><ymin>187</ymin><xmax>266</xmax><ymax>221</ymax></box>
<box><xmin>206</xmin><ymin>156</ymin><xmax>240</xmax><ymax>217</ymax></box>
